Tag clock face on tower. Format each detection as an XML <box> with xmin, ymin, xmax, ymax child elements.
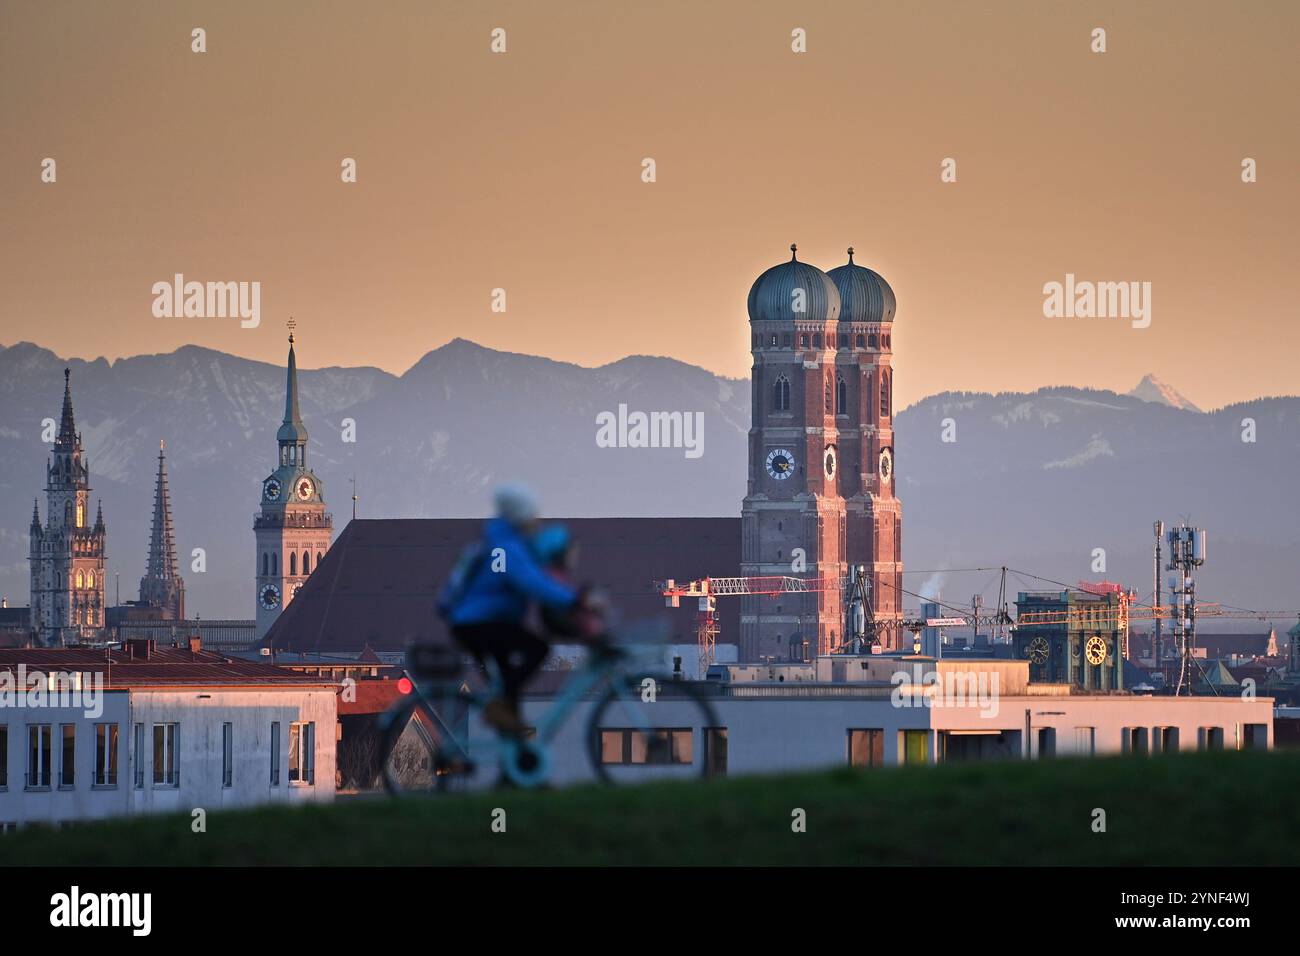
<box><xmin>296</xmin><ymin>477</ymin><xmax>314</xmax><ymax>500</ymax></box>
<box><xmin>824</xmin><ymin>447</ymin><xmax>836</xmax><ymax>478</ymax></box>
<box><xmin>264</xmin><ymin>477</ymin><xmax>282</xmax><ymax>501</ymax></box>
<box><xmin>878</xmin><ymin>448</ymin><xmax>893</xmax><ymax>484</ymax></box>
<box><xmin>259</xmin><ymin>584</ymin><xmax>281</xmax><ymax>610</ymax></box>
<box><xmin>765</xmin><ymin>448</ymin><xmax>795</xmax><ymax>480</ymax></box>
<box><xmin>1085</xmin><ymin>636</ymin><xmax>1108</xmax><ymax>666</ymax></box>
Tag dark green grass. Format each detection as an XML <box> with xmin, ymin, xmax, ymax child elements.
<box><xmin>2</xmin><ymin>750</ymin><xmax>1296</xmax><ymax>866</ymax></box>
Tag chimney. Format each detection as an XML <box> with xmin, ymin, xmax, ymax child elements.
<box><xmin>126</xmin><ymin>638</ymin><xmax>154</xmax><ymax>660</ymax></box>
<box><xmin>188</xmin><ymin>634</ymin><xmax>202</xmax><ymax>655</ymax></box>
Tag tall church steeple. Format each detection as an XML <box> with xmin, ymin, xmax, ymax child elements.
<box><xmin>255</xmin><ymin>328</ymin><xmax>333</xmax><ymax>643</ymax></box>
<box><xmin>139</xmin><ymin>440</ymin><xmax>185</xmax><ymax>620</ymax></box>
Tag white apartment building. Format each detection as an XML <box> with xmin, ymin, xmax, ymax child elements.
<box><xmin>526</xmin><ymin>657</ymin><xmax>1273</xmax><ymax>785</ymax></box>
<box><xmin>0</xmin><ymin>641</ymin><xmax>336</xmax><ymax>830</ymax></box>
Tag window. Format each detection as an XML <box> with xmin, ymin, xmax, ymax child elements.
<box><xmin>261</xmin><ymin>553</ymin><xmax>269</xmax><ymax>576</ymax></box>
<box><xmin>838</xmin><ymin>333</ymin><xmax>848</xmax><ymax>348</ymax></box>
<box><xmin>58</xmin><ymin>724</ymin><xmax>75</xmax><ymax>788</ymax></box>
<box><xmin>704</xmin><ymin>727</ymin><xmax>728</xmax><ymax>778</ymax></box>
<box><xmin>598</xmin><ymin>728</ymin><xmax>693</xmax><ymax>765</ymax></box>
<box><xmin>1154</xmin><ymin>726</ymin><xmax>1179</xmax><ymax>754</ymax></box>
<box><xmin>772</xmin><ymin>375</ymin><xmax>790</xmax><ymax>412</ymax></box>
<box><xmin>133</xmin><ymin>723</ymin><xmax>144</xmax><ymax>789</ymax></box>
<box><xmin>94</xmin><ymin>724</ymin><xmax>118</xmax><ymax>787</ymax></box>
<box><xmin>769</xmin><ymin>334</ymin><xmax>777</xmax><ymax>347</ymax></box>
<box><xmin>1200</xmin><ymin>726</ymin><xmax>1224</xmax><ymax>751</ymax></box>
<box><xmin>75</xmin><ymin>570</ymin><xmax>84</xmax><ymax>588</ymax></box>
<box><xmin>289</xmin><ymin>551</ymin><xmax>297</xmax><ymax>576</ymax></box>
<box><xmin>1074</xmin><ymin>727</ymin><xmax>1096</xmax><ymax>756</ymax></box>
<box><xmin>880</xmin><ymin>372</ymin><xmax>891</xmax><ymax>418</ymax></box>
<box><xmin>153</xmin><ymin>723</ymin><xmax>179</xmax><ymax>787</ymax></box>
<box><xmin>0</xmin><ymin>726</ymin><xmax>6</xmax><ymax>788</ymax></box>
<box><xmin>812</xmin><ymin>333</ymin><xmax>821</xmax><ymax>348</ymax></box>
<box><xmin>836</xmin><ymin>375</ymin><xmax>847</xmax><ymax>415</ymax></box>
<box><xmin>270</xmin><ymin>722</ymin><xmax>281</xmax><ymax>785</ymax></box>
<box><xmin>1122</xmin><ymin>727</ymin><xmax>1148</xmax><ymax>756</ymax></box>
<box><xmin>27</xmin><ymin>724</ymin><xmax>51</xmax><ymax>788</ymax></box>
<box><xmin>1036</xmin><ymin>727</ymin><xmax>1056</xmax><ymax>758</ymax></box>
<box><xmin>302</xmin><ymin>551</ymin><xmax>311</xmax><ymax>575</ymax></box>
<box><xmin>87</xmin><ymin>571</ymin><xmax>95</xmax><ymax>588</ymax></box>
<box><xmin>1243</xmin><ymin>723</ymin><xmax>1268</xmax><ymax>749</ymax></box>
<box><xmin>848</xmin><ymin>729</ymin><xmax>885</xmax><ymax>768</ymax></box>
<box><xmin>799</xmin><ymin>334</ymin><xmax>808</xmax><ymax>348</ymax></box>
<box><xmin>271</xmin><ymin>552</ymin><xmax>278</xmax><ymax>576</ymax></box>
<box><xmin>222</xmin><ymin>723</ymin><xmax>233</xmax><ymax>788</ymax></box>
<box><xmin>289</xmin><ymin>721</ymin><xmax>315</xmax><ymax>784</ymax></box>
<box><xmin>782</xmin><ymin>333</ymin><xmax>791</xmax><ymax>348</ymax></box>
<box><xmin>901</xmin><ymin>730</ymin><xmax>930</xmax><ymax>765</ymax></box>
<box><xmin>856</xmin><ymin>334</ymin><xmax>864</xmax><ymax>348</ymax></box>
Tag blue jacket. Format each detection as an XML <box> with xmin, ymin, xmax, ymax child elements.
<box><xmin>444</xmin><ymin>518</ymin><xmax>579</xmax><ymax>627</ymax></box>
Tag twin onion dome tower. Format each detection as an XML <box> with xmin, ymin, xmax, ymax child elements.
<box><xmin>741</xmin><ymin>245</ymin><xmax>904</xmax><ymax>658</ymax></box>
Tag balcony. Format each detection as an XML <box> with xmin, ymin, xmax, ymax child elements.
<box><xmin>254</xmin><ymin>512</ymin><xmax>334</xmax><ymax>530</ymax></box>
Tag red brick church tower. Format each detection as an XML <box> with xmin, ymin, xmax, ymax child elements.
<box><xmin>740</xmin><ymin>245</ymin><xmax>903</xmax><ymax>660</ymax></box>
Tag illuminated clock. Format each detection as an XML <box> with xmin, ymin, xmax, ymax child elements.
<box><xmin>264</xmin><ymin>478</ymin><xmax>282</xmax><ymax>501</ymax></box>
<box><xmin>878</xmin><ymin>448</ymin><xmax>893</xmax><ymax>484</ymax></box>
<box><xmin>296</xmin><ymin>477</ymin><xmax>314</xmax><ymax>500</ymax></box>
<box><xmin>765</xmin><ymin>448</ymin><xmax>795</xmax><ymax>480</ymax></box>
<box><xmin>1026</xmin><ymin>636</ymin><xmax>1050</xmax><ymax>665</ymax></box>
<box><xmin>1085</xmin><ymin>636</ymin><xmax>1108</xmax><ymax>666</ymax></box>
<box><xmin>824</xmin><ymin>447</ymin><xmax>836</xmax><ymax>478</ymax></box>
<box><xmin>259</xmin><ymin>584</ymin><xmax>281</xmax><ymax>610</ymax></box>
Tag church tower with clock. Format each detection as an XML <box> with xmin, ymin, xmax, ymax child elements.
<box><xmin>740</xmin><ymin>245</ymin><xmax>903</xmax><ymax>660</ymax></box>
<box><xmin>254</xmin><ymin>333</ymin><xmax>333</xmax><ymax>642</ymax></box>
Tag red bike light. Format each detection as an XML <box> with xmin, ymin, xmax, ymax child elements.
<box><xmin>396</xmin><ymin>676</ymin><xmax>413</xmax><ymax>695</ymax></box>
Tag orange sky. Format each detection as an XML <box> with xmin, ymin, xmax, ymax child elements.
<box><xmin>1</xmin><ymin>0</ymin><xmax>1296</xmax><ymax>409</ymax></box>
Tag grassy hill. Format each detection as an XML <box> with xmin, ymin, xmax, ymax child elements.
<box><xmin>2</xmin><ymin>750</ymin><xmax>1295</xmax><ymax>866</ymax></box>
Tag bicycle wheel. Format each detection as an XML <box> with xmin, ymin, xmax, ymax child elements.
<box><xmin>585</xmin><ymin>675</ymin><xmax>720</xmax><ymax>785</ymax></box>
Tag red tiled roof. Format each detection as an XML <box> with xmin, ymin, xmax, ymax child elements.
<box><xmin>0</xmin><ymin>646</ymin><xmax>332</xmax><ymax>688</ymax></box>
<box><xmin>265</xmin><ymin>517</ymin><xmax>741</xmax><ymax>656</ymax></box>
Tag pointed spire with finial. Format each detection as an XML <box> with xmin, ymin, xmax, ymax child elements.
<box><xmin>30</xmin><ymin>498</ymin><xmax>41</xmax><ymax>533</ymax></box>
<box><xmin>140</xmin><ymin>441</ymin><xmax>184</xmax><ymax>619</ymax></box>
<box><xmin>94</xmin><ymin>499</ymin><xmax>105</xmax><ymax>533</ymax></box>
<box><xmin>56</xmin><ymin>368</ymin><xmax>77</xmax><ymax>451</ymax></box>
<box><xmin>277</xmin><ymin>318</ymin><xmax>310</xmax><ymax>452</ymax></box>
<box><xmin>847</xmin><ymin>246</ymin><xmax>855</xmax><ymax>265</ymax></box>
<box><xmin>790</xmin><ymin>243</ymin><xmax>798</xmax><ymax>261</ymax></box>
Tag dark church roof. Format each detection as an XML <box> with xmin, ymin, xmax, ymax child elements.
<box><xmin>263</xmin><ymin>517</ymin><xmax>742</xmax><ymax>656</ymax></box>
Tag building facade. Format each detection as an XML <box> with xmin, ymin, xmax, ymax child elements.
<box><xmin>254</xmin><ymin>335</ymin><xmax>333</xmax><ymax>642</ymax></box>
<box><xmin>741</xmin><ymin>246</ymin><xmax>903</xmax><ymax>661</ymax></box>
<box><xmin>1014</xmin><ymin>590</ymin><xmax>1126</xmax><ymax>691</ymax></box>
<box><xmin>0</xmin><ymin>644</ymin><xmax>336</xmax><ymax>828</ymax></box>
<box><xmin>29</xmin><ymin>370</ymin><xmax>107</xmax><ymax>647</ymax></box>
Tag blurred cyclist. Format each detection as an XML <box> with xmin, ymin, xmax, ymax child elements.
<box><xmin>439</xmin><ymin>485</ymin><xmax>599</xmax><ymax>734</ymax></box>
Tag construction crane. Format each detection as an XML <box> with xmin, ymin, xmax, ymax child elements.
<box><xmin>657</xmin><ymin>575</ymin><xmax>845</xmax><ymax>677</ymax></box>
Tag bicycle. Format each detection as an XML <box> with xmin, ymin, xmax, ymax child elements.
<box><xmin>378</xmin><ymin>636</ymin><xmax>720</xmax><ymax>793</ymax></box>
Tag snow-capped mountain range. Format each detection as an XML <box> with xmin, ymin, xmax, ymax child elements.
<box><xmin>0</xmin><ymin>340</ymin><xmax>1295</xmax><ymax>621</ymax></box>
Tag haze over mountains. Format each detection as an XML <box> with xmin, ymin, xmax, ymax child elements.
<box><xmin>0</xmin><ymin>339</ymin><xmax>1295</xmax><ymax>627</ymax></box>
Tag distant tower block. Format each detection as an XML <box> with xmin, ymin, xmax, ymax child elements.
<box><xmin>254</xmin><ymin>332</ymin><xmax>333</xmax><ymax>642</ymax></box>
<box><xmin>740</xmin><ymin>245</ymin><xmax>903</xmax><ymax>660</ymax></box>
<box><xmin>139</xmin><ymin>440</ymin><xmax>186</xmax><ymax>620</ymax></box>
